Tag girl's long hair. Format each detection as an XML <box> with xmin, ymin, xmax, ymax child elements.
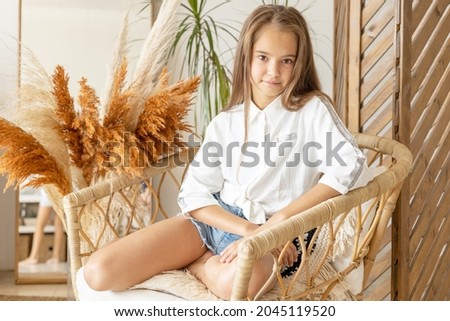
<box><xmin>225</xmin><ymin>4</ymin><xmax>330</xmax><ymax>112</ymax></box>
<box><xmin>225</xmin><ymin>5</ymin><xmax>332</xmax><ymax>183</ymax></box>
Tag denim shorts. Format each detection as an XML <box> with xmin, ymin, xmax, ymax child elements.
<box><xmin>184</xmin><ymin>193</ymin><xmax>316</xmax><ymax>278</ymax></box>
<box><xmin>185</xmin><ymin>193</ymin><xmax>245</xmax><ymax>255</ymax></box>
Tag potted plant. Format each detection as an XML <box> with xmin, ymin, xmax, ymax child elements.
<box><xmin>168</xmin><ymin>0</ymin><xmax>238</xmax><ymax>136</ymax></box>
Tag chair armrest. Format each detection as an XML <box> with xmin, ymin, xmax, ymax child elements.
<box><xmin>231</xmin><ymin>194</ymin><xmax>340</xmax><ymax>300</ymax></box>
<box><xmin>230</xmin><ymin>158</ymin><xmax>409</xmax><ymax>300</ymax></box>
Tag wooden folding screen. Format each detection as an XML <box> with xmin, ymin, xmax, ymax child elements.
<box><xmin>335</xmin><ymin>0</ymin><xmax>449</xmax><ymax>300</ymax></box>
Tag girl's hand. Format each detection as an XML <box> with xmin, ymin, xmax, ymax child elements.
<box><xmin>220</xmin><ymin>238</ymin><xmax>298</xmax><ymax>268</ymax></box>
<box><xmin>272</xmin><ymin>242</ymin><xmax>298</xmax><ymax>267</ymax></box>
<box><xmin>218</xmin><ymin>223</ymin><xmax>259</xmax><ymax>263</ymax></box>
<box><xmin>219</xmin><ymin>238</ymin><xmax>246</xmax><ymax>263</ymax></box>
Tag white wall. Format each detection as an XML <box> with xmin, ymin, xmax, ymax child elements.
<box><xmin>0</xmin><ymin>0</ymin><xmax>20</xmax><ymax>271</ymax></box>
<box><xmin>21</xmin><ymin>0</ymin><xmax>150</xmax><ymax>100</ymax></box>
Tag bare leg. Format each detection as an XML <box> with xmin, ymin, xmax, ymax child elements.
<box><xmin>47</xmin><ymin>214</ymin><xmax>65</xmax><ymax>263</ymax></box>
<box><xmin>19</xmin><ymin>206</ymin><xmax>53</xmax><ymax>264</ymax></box>
<box><xmin>84</xmin><ymin>215</ymin><xmax>207</xmax><ymax>291</ymax></box>
<box><xmin>188</xmin><ymin>253</ymin><xmax>275</xmax><ymax>300</ymax></box>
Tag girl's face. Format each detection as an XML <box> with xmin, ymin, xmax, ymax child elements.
<box><xmin>250</xmin><ymin>25</ymin><xmax>297</xmax><ymax>109</ymax></box>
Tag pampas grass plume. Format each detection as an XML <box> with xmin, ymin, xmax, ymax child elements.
<box><xmin>0</xmin><ymin>118</ymin><xmax>71</xmax><ymax>195</ymax></box>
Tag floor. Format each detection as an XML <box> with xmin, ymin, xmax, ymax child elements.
<box><xmin>17</xmin><ymin>261</ymin><xmax>68</xmax><ymax>283</ymax></box>
<box><xmin>0</xmin><ymin>270</ymin><xmax>70</xmax><ymax>299</ymax></box>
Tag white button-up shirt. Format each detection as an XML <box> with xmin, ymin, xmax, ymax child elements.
<box><xmin>178</xmin><ymin>96</ymin><xmax>373</xmax><ymax>224</ymax></box>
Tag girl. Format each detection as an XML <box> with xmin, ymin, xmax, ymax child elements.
<box><xmin>83</xmin><ymin>4</ymin><xmax>373</xmax><ymax>300</ymax></box>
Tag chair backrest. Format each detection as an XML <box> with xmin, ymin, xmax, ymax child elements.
<box><xmin>63</xmin><ymin>134</ymin><xmax>412</xmax><ymax>301</ymax></box>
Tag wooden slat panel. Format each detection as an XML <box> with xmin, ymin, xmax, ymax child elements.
<box><xmin>410</xmin><ymin>101</ymin><xmax>450</xmax><ymax>215</ymax></box>
<box><xmin>410</xmin><ymin>199</ymin><xmax>450</xmax><ymax>300</ymax></box>
<box><xmin>336</xmin><ymin>0</ymin><xmax>450</xmax><ymax>300</ymax></box>
<box><xmin>361</xmin><ymin>77</ymin><xmax>394</xmax><ymax>125</ymax></box>
<box><xmin>434</xmin><ymin>242</ymin><xmax>450</xmax><ymax>300</ymax></box>
<box><xmin>409</xmin><ymin>175</ymin><xmax>449</xmax><ymax>264</ymax></box>
<box><xmin>361</xmin><ymin>19</ymin><xmax>395</xmax><ymax>77</ymax></box>
<box><xmin>412</xmin><ymin>0</ymin><xmax>433</xmax><ymax>33</ymax></box>
<box><xmin>361</xmin><ymin>47</ymin><xmax>395</xmax><ymax>101</ymax></box>
<box><xmin>364</xmin><ymin>105</ymin><xmax>392</xmax><ymax>135</ymax></box>
<box><xmin>411</xmin><ymin>0</ymin><xmax>447</xmax><ymax>63</ymax></box>
<box><xmin>410</xmin><ymin>136</ymin><xmax>449</xmax><ymax>232</ymax></box>
<box><xmin>423</xmin><ymin>219</ymin><xmax>450</xmax><ymax>300</ymax></box>
<box><xmin>411</xmin><ymin>42</ymin><xmax>450</xmax><ymax>129</ymax></box>
<box><xmin>380</xmin><ymin>223</ymin><xmax>392</xmax><ymax>249</ymax></box>
<box><xmin>411</xmin><ymin>9</ymin><xmax>450</xmax><ymax>94</ymax></box>
<box><xmin>367</xmin><ymin>242</ymin><xmax>391</xmax><ymax>285</ymax></box>
<box><xmin>410</xmin><ymin>113</ymin><xmax>450</xmax><ymax>192</ymax></box>
<box><xmin>409</xmin><ymin>144</ymin><xmax>450</xmax><ymax>232</ymax></box>
<box><xmin>361</xmin><ymin>0</ymin><xmax>395</xmax><ymax>52</ymax></box>
<box><xmin>407</xmin><ymin>7</ymin><xmax>450</xmax><ymax>304</ymax></box>
<box><xmin>362</xmin><ymin>0</ymin><xmax>385</xmax><ymax>28</ymax></box>
<box><xmin>411</xmin><ymin>67</ymin><xmax>449</xmax><ymax>133</ymax></box>
<box><xmin>364</xmin><ymin>268</ymin><xmax>390</xmax><ymax>301</ymax></box>
<box><xmin>410</xmin><ymin>68</ymin><xmax>450</xmax><ymax>157</ymax></box>
<box><xmin>410</xmin><ymin>156</ymin><xmax>450</xmax><ymax>260</ymax></box>
<box><xmin>367</xmin><ymin>226</ymin><xmax>392</xmax><ymax>283</ymax></box>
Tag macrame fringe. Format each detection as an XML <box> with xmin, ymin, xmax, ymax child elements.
<box><xmin>131</xmin><ymin>260</ymin><xmax>352</xmax><ymax>301</ymax></box>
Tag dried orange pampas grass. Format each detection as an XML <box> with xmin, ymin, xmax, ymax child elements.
<box><xmin>0</xmin><ymin>0</ymin><xmax>197</xmax><ymax>198</ymax></box>
<box><xmin>0</xmin><ymin>118</ymin><xmax>71</xmax><ymax>195</ymax></box>
<box><xmin>136</xmin><ymin>75</ymin><xmax>200</xmax><ymax>161</ymax></box>
<box><xmin>52</xmin><ymin>65</ymin><xmax>84</xmax><ymax>169</ymax></box>
<box><xmin>103</xmin><ymin>58</ymin><xmax>131</xmax><ymax>132</ymax></box>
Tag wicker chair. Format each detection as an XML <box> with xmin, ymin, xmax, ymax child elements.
<box><xmin>63</xmin><ymin>133</ymin><xmax>412</xmax><ymax>301</ymax></box>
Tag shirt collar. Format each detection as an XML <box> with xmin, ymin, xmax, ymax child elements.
<box><xmin>249</xmin><ymin>95</ymin><xmax>286</xmax><ymax>128</ymax></box>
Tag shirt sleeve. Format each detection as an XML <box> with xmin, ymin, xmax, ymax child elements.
<box><xmin>177</xmin><ymin>117</ymin><xmax>224</xmax><ymax>213</ymax></box>
<box><xmin>309</xmin><ymin>97</ymin><xmax>373</xmax><ymax>194</ymax></box>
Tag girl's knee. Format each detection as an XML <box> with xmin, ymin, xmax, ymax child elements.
<box><xmin>83</xmin><ymin>253</ymin><xmax>114</xmax><ymax>291</ymax></box>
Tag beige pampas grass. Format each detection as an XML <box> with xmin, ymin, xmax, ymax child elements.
<box><xmin>101</xmin><ymin>12</ymin><xmax>130</xmax><ymax>121</ymax></box>
<box><xmin>19</xmin><ymin>45</ymin><xmax>56</xmax><ymax>112</ymax></box>
<box><xmin>10</xmin><ymin>51</ymin><xmax>74</xmax><ymax>195</ymax></box>
<box><xmin>14</xmin><ymin>106</ymin><xmax>73</xmax><ymax>192</ymax></box>
<box><xmin>126</xmin><ymin>0</ymin><xmax>182</xmax><ymax>131</ymax></box>
<box><xmin>0</xmin><ymin>118</ymin><xmax>71</xmax><ymax>195</ymax></box>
